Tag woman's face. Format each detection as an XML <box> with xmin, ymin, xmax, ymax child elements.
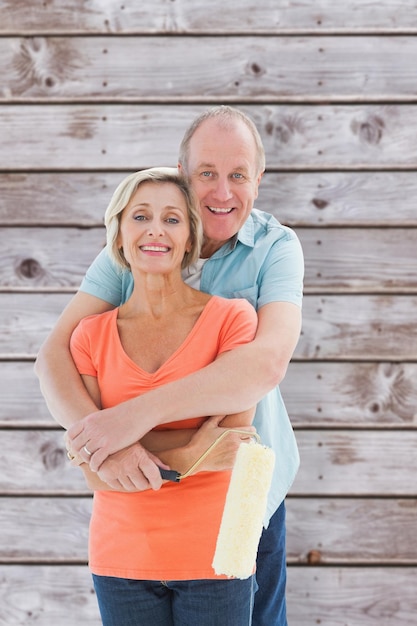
<box><xmin>117</xmin><ymin>181</ymin><xmax>192</xmax><ymax>275</ymax></box>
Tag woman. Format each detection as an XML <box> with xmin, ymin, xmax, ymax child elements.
<box><xmin>69</xmin><ymin>167</ymin><xmax>258</xmax><ymax>625</ymax></box>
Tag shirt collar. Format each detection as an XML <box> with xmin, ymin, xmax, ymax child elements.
<box><xmin>236</xmin><ymin>211</ymin><xmax>255</xmax><ymax>248</ymax></box>
<box><xmin>210</xmin><ymin>212</ymin><xmax>255</xmax><ymax>259</ymax></box>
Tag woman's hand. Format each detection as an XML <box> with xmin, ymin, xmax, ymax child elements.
<box><xmin>185</xmin><ymin>415</ymin><xmax>256</xmax><ymax>474</ymax></box>
<box><xmin>96</xmin><ymin>443</ymin><xmax>168</xmax><ymax>491</ymax></box>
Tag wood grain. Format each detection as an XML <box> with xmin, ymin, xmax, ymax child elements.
<box><xmin>2</xmin><ymin>226</ymin><xmax>416</xmax><ymax>292</ymax></box>
<box><xmin>0</xmin><ymin>497</ymin><xmax>91</xmax><ymax>561</ymax></box>
<box><xmin>1</xmin><ymin>1</ymin><xmax>416</xmax><ymax>34</ymax></box>
<box><xmin>3</xmin><ymin>104</ymin><xmax>417</xmax><ymax>170</ymax></box>
<box><xmin>2</xmin><ymin>495</ymin><xmax>416</xmax><ymax>563</ymax></box>
<box><xmin>1</xmin><ymin>429</ymin><xmax>415</xmax><ymax>496</ymax></box>
<box><xmin>1</xmin><ymin>293</ymin><xmax>416</xmax><ymax>359</ymax></box>
<box><xmin>1</xmin><ymin>2</ymin><xmax>416</xmax><ymax>622</ymax></box>
<box><xmin>282</xmin><ymin>362</ymin><xmax>417</xmax><ymax>428</ymax></box>
<box><xmin>287</xmin><ymin>567</ymin><xmax>417</xmax><ymax>626</ymax></box>
<box><xmin>0</xmin><ymin>564</ymin><xmax>415</xmax><ymax>626</ymax></box>
<box><xmin>292</xmin><ymin>431</ymin><xmax>417</xmax><ymax>496</ymax></box>
<box><xmin>286</xmin><ymin>498</ymin><xmax>417</xmax><ymax>563</ymax></box>
<box><xmin>2</xmin><ymin>171</ymin><xmax>417</xmax><ymax>227</ymax></box>
<box><xmin>1</xmin><ymin>36</ymin><xmax>416</xmax><ymax>101</ymax></box>
<box><xmin>3</xmin><ymin>361</ymin><xmax>416</xmax><ymax>429</ymax></box>
<box><xmin>0</xmin><ymin>565</ymin><xmax>100</xmax><ymax>625</ymax></box>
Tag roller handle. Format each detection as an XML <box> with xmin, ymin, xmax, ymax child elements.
<box><xmin>158</xmin><ymin>429</ymin><xmax>260</xmax><ymax>483</ymax></box>
<box><xmin>159</xmin><ymin>468</ymin><xmax>181</xmax><ymax>482</ymax></box>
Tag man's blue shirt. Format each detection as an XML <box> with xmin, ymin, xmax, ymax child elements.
<box><xmin>80</xmin><ymin>208</ymin><xmax>304</xmax><ymax>525</ymax></box>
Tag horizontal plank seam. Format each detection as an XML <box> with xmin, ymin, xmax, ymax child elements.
<box><xmin>3</xmin><ymin>96</ymin><xmax>417</xmax><ymax>106</ymax></box>
<box><xmin>286</xmin><ymin>494</ymin><xmax>417</xmax><ymax>500</ymax></box>
<box><xmin>2</xmin><ymin>165</ymin><xmax>417</xmax><ymax>174</ymax></box>
<box><xmin>2</xmin><ymin>167</ymin><xmax>417</xmax><ymax>175</ymax></box>
<box><xmin>0</xmin><ymin>558</ymin><xmax>88</xmax><ymax>565</ymax></box>
<box><xmin>2</xmin><ymin>31</ymin><xmax>417</xmax><ymax>38</ymax></box>
<box><xmin>4</xmin><ymin>221</ymin><xmax>417</xmax><ymax>228</ymax></box>
<box><xmin>287</xmin><ymin>560</ymin><xmax>417</xmax><ymax>567</ymax></box>
<box><xmin>2</xmin><ymin>356</ymin><xmax>417</xmax><ymax>363</ymax></box>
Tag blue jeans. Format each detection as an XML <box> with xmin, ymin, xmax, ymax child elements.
<box><xmin>93</xmin><ymin>575</ymin><xmax>257</xmax><ymax>626</ymax></box>
<box><xmin>252</xmin><ymin>501</ymin><xmax>287</xmax><ymax>626</ymax></box>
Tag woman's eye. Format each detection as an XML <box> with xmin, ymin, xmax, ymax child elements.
<box><xmin>134</xmin><ymin>214</ymin><xmax>147</xmax><ymax>221</ymax></box>
<box><xmin>166</xmin><ymin>217</ymin><xmax>179</xmax><ymax>224</ymax></box>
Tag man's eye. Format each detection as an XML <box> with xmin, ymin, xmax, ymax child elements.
<box><xmin>201</xmin><ymin>171</ymin><xmax>212</xmax><ymax>177</ymax></box>
<box><xmin>232</xmin><ymin>173</ymin><xmax>243</xmax><ymax>179</ymax></box>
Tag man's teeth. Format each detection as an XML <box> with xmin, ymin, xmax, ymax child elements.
<box><xmin>208</xmin><ymin>207</ymin><xmax>233</xmax><ymax>214</ymax></box>
<box><xmin>141</xmin><ymin>246</ymin><xmax>169</xmax><ymax>252</ymax></box>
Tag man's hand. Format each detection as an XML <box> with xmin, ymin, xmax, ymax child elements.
<box><xmin>65</xmin><ymin>432</ymin><xmax>166</xmax><ymax>492</ymax></box>
<box><xmin>66</xmin><ymin>404</ymin><xmax>141</xmax><ymax>471</ymax></box>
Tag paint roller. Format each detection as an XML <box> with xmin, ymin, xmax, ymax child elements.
<box><xmin>160</xmin><ymin>428</ymin><xmax>275</xmax><ymax>580</ymax></box>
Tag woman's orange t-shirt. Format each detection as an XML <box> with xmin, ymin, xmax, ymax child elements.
<box><xmin>70</xmin><ymin>295</ymin><xmax>257</xmax><ymax>580</ymax></box>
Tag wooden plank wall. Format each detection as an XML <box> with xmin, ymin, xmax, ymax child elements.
<box><xmin>1</xmin><ymin>1</ymin><xmax>416</xmax><ymax>624</ymax></box>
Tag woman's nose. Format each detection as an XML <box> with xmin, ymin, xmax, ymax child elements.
<box><xmin>146</xmin><ymin>219</ymin><xmax>165</xmax><ymax>237</ymax></box>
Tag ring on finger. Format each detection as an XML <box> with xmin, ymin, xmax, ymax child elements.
<box><xmin>83</xmin><ymin>445</ymin><xmax>93</xmax><ymax>456</ymax></box>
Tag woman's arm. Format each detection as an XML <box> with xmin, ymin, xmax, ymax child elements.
<box><xmin>142</xmin><ymin>408</ymin><xmax>256</xmax><ymax>477</ymax></box>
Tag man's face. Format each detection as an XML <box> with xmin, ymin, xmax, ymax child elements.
<box><xmin>183</xmin><ymin>119</ymin><xmax>263</xmax><ymax>257</ymax></box>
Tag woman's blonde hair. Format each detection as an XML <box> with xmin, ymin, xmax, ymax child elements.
<box><xmin>104</xmin><ymin>167</ymin><xmax>202</xmax><ymax>270</ymax></box>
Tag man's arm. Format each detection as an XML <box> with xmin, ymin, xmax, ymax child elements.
<box><xmin>68</xmin><ymin>301</ymin><xmax>301</xmax><ymax>471</ymax></box>
<box><xmin>36</xmin><ymin>291</ymin><xmax>170</xmax><ymax>489</ymax></box>
<box><xmin>35</xmin><ymin>291</ymin><xmax>115</xmax><ymax>428</ymax></box>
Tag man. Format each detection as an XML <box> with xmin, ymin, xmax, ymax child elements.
<box><xmin>35</xmin><ymin>105</ymin><xmax>304</xmax><ymax>625</ymax></box>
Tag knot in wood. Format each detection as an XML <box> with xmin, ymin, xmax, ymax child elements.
<box><xmin>250</xmin><ymin>62</ymin><xmax>264</xmax><ymax>76</ymax></box>
<box><xmin>40</xmin><ymin>442</ymin><xmax>66</xmax><ymax>470</ymax></box>
<box><xmin>312</xmin><ymin>198</ymin><xmax>329</xmax><ymax>210</ymax></box>
<box><xmin>18</xmin><ymin>257</ymin><xmax>43</xmax><ymax>280</ymax></box>
<box><xmin>351</xmin><ymin>115</ymin><xmax>385</xmax><ymax>145</ymax></box>
<box><xmin>307</xmin><ymin>549</ymin><xmax>322</xmax><ymax>565</ymax></box>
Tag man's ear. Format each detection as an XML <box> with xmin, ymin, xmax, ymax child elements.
<box><xmin>254</xmin><ymin>171</ymin><xmax>264</xmax><ymax>199</ymax></box>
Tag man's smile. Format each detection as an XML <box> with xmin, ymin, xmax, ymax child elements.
<box><xmin>207</xmin><ymin>206</ymin><xmax>234</xmax><ymax>214</ymax></box>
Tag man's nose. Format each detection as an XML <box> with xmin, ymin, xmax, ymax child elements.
<box><xmin>213</xmin><ymin>177</ymin><xmax>233</xmax><ymax>202</ymax></box>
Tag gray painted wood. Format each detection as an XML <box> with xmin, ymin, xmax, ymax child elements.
<box><xmin>1</xmin><ymin>2</ymin><xmax>416</xmax><ymax>623</ymax></box>
<box><xmin>2</xmin><ymin>171</ymin><xmax>417</xmax><ymax>227</ymax></box>
<box><xmin>2</xmin><ymin>0</ymin><xmax>416</xmax><ymax>34</ymax></box>
<box><xmin>3</xmin><ymin>104</ymin><xmax>417</xmax><ymax>170</ymax></box>
<box><xmin>1</xmin><ymin>36</ymin><xmax>416</xmax><ymax>101</ymax></box>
